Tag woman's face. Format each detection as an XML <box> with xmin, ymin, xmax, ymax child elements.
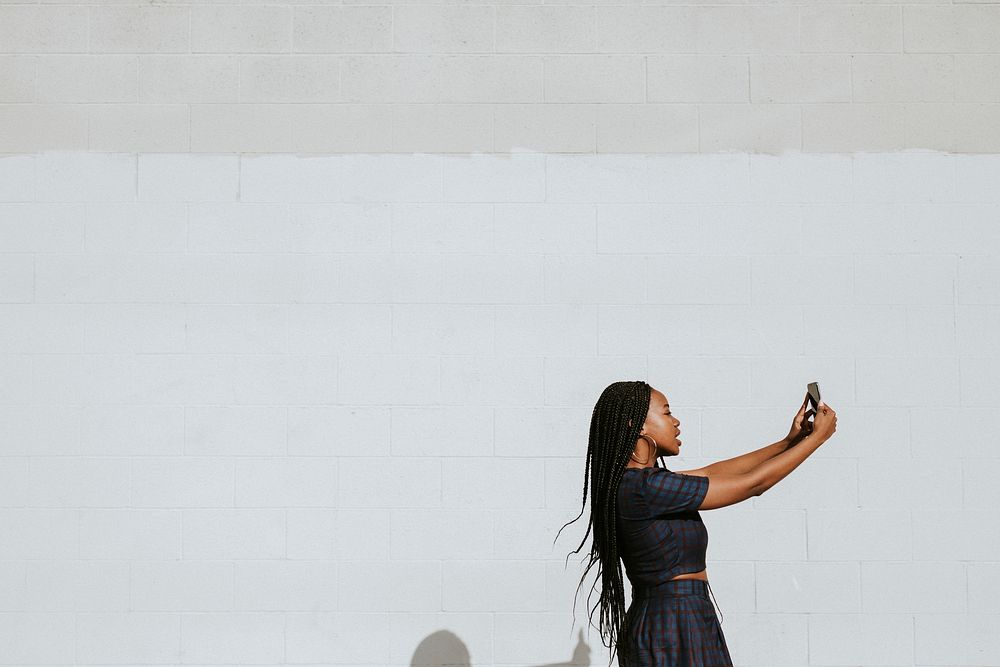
<box><xmin>645</xmin><ymin>389</ymin><xmax>682</xmax><ymax>451</ymax></box>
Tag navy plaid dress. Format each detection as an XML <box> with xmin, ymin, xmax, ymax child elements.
<box><xmin>615</xmin><ymin>466</ymin><xmax>733</xmax><ymax>667</ymax></box>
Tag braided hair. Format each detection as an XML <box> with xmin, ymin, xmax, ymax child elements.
<box><xmin>553</xmin><ymin>380</ymin><xmax>656</xmax><ymax>667</ymax></box>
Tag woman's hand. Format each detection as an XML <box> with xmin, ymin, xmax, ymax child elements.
<box><xmin>784</xmin><ymin>392</ymin><xmax>813</xmax><ymax>443</ymax></box>
<box><xmin>812</xmin><ymin>402</ymin><xmax>837</xmax><ymax>442</ymax></box>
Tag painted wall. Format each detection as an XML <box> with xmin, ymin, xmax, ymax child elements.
<box><xmin>1</xmin><ymin>3</ymin><xmax>999</xmax><ymax>666</ymax></box>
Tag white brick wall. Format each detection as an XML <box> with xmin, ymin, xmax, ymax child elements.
<box><xmin>3</xmin><ymin>3</ymin><xmax>1000</xmax><ymax>152</ymax></box>
<box><xmin>1</xmin><ymin>150</ymin><xmax>999</xmax><ymax>666</ymax></box>
<box><xmin>2</xmin><ymin>1</ymin><xmax>1000</xmax><ymax>664</ymax></box>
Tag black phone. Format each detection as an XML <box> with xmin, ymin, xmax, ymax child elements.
<box><xmin>803</xmin><ymin>381</ymin><xmax>821</xmax><ymax>434</ymax></box>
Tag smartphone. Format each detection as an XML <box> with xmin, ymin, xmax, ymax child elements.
<box><xmin>803</xmin><ymin>381</ymin><xmax>821</xmax><ymax>433</ymax></box>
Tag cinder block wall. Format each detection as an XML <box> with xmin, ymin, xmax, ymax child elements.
<box><xmin>2</xmin><ymin>3</ymin><xmax>1000</xmax><ymax>152</ymax></box>
<box><xmin>1</xmin><ymin>3</ymin><xmax>999</xmax><ymax>666</ymax></box>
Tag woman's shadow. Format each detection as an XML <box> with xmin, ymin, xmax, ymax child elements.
<box><xmin>411</xmin><ymin>627</ymin><xmax>591</xmax><ymax>666</ymax></box>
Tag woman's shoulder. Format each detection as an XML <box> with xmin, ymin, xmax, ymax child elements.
<box><xmin>623</xmin><ymin>466</ymin><xmax>674</xmax><ymax>479</ymax></box>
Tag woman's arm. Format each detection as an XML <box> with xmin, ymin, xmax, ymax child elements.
<box><xmin>748</xmin><ymin>430</ymin><xmax>826</xmax><ymax>495</ymax></box>
<box><xmin>692</xmin><ymin>431</ymin><xmax>825</xmax><ymax>503</ymax></box>
<box><xmin>700</xmin><ymin>436</ymin><xmax>795</xmax><ymax>477</ymax></box>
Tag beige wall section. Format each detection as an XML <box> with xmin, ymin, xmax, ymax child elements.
<box><xmin>1</xmin><ymin>2</ymin><xmax>1000</xmax><ymax>154</ymax></box>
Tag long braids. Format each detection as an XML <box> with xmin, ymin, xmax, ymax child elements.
<box><xmin>553</xmin><ymin>380</ymin><xmax>655</xmax><ymax>667</ymax></box>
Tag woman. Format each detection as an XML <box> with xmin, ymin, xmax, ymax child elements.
<box><xmin>556</xmin><ymin>380</ymin><xmax>837</xmax><ymax>667</ymax></box>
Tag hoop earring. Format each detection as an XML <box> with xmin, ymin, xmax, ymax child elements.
<box><xmin>630</xmin><ymin>433</ymin><xmax>658</xmax><ymax>464</ymax></box>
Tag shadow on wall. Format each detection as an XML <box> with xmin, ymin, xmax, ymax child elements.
<box><xmin>411</xmin><ymin>627</ymin><xmax>591</xmax><ymax>666</ymax></box>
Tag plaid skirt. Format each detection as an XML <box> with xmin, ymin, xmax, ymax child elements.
<box><xmin>617</xmin><ymin>579</ymin><xmax>733</xmax><ymax>667</ymax></box>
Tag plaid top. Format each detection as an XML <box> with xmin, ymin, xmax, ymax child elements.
<box><xmin>615</xmin><ymin>466</ymin><xmax>711</xmax><ymax>586</ymax></box>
